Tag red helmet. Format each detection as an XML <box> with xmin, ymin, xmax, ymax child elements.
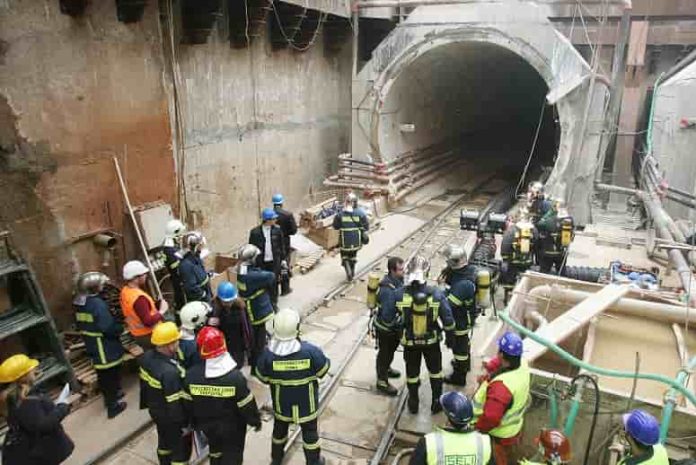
<box><xmin>196</xmin><ymin>326</ymin><xmax>227</xmax><ymax>360</ymax></box>
<box><xmin>536</xmin><ymin>429</ymin><xmax>571</xmax><ymax>464</ymax></box>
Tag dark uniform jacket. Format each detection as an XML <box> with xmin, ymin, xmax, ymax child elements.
<box><xmin>445</xmin><ymin>267</ymin><xmax>477</xmax><ymax>334</ymax></box>
<box><xmin>211</xmin><ymin>298</ymin><xmax>252</xmax><ymax>359</ymax></box>
<box><xmin>2</xmin><ymin>389</ymin><xmax>74</xmax><ymax>465</ymax></box>
<box><xmin>139</xmin><ymin>350</ymin><xmax>190</xmax><ymax>426</ymax></box>
<box><xmin>179</xmin><ymin>252</ymin><xmax>211</xmax><ymax>303</ymax></box>
<box><xmin>501</xmin><ymin>224</ymin><xmax>538</xmax><ymax>266</ymax></box>
<box><xmin>530</xmin><ymin>198</ymin><xmax>551</xmax><ymax>224</ymax></box>
<box><xmin>395</xmin><ymin>285</ymin><xmax>455</xmax><ymax>346</ymax></box>
<box><xmin>237</xmin><ymin>266</ymin><xmax>275</xmax><ymax>325</ymax></box>
<box><xmin>74</xmin><ymin>295</ymin><xmax>124</xmax><ymax>370</ymax></box>
<box><xmin>332</xmin><ymin>208</ymin><xmax>369</xmax><ymax>252</ymax></box>
<box><xmin>275</xmin><ymin>208</ymin><xmax>298</xmax><ymax>256</ymax></box>
<box><xmin>185</xmin><ymin>364</ymin><xmax>261</xmax><ymax>430</ymax></box>
<box><xmin>374</xmin><ymin>274</ymin><xmax>404</xmax><ymax>333</ymax></box>
<box><xmin>162</xmin><ymin>245</ymin><xmax>186</xmax><ymax>309</ymax></box>
<box><xmin>536</xmin><ymin>210</ymin><xmax>574</xmax><ymax>258</ymax></box>
<box><xmin>249</xmin><ymin>224</ymin><xmax>286</xmax><ymax>272</ymax></box>
<box><xmin>255</xmin><ymin>341</ymin><xmax>331</xmax><ymax>424</ymax></box>
<box><xmin>178</xmin><ymin>338</ymin><xmax>203</xmax><ymax>370</ymax></box>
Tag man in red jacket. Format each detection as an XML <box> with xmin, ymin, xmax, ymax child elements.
<box><xmin>472</xmin><ymin>332</ymin><xmax>530</xmax><ymax>465</ymax></box>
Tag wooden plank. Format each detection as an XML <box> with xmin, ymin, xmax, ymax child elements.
<box><xmin>524</xmin><ymin>284</ymin><xmax>631</xmax><ymax>363</ymax></box>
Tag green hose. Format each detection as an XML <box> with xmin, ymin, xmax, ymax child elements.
<box><xmin>659</xmin><ymin>355</ymin><xmax>696</xmax><ymax>442</ymax></box>
<box><xmin>499</xmin><ymin>311</ymin><xmax>696</xmax><ymax>407</ymax></box>
<box><xmin>547</xmin><ymin>384</ymin><xmax>559</xmax><ymax>429</ymax></box>
<box><xmin>563</xmin><ymin>390</ymin><xmax>582</xmax><ymax>436</ymax></box>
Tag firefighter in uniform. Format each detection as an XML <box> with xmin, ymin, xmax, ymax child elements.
<box><xmin>186</xmin><ymin>327</ymin><xmax>262</xmax><ymax>465</ymax></box>
<box><xmin>526</xmin><ymin>182</ymin><xmax>551</xmax><ymax>224</ymax></box>
<box><xmin>618</xmin><ymin>410</ymin><xmax>669</xmax><ymax>465</ymax></box>
<box><xmin>519</xmin><ymin>429</ymin><xmax>572</xmax><ymax>465</ymax></box>
<box><xmin>179</xmin><ymin>231</ymin><xmax>212</xmax><ymax>304</ymax></box>
<box><xmin>473</xmin><ymin>331</ymin><xmax>530</xmax><ymax>465</ymax></box>
<box><xmin>74</xmin><ymin>272</ymin><xmax>127</xmax><ymax>419</ymax></box>
<box><xmin>139</xmin><ymin>322</ymin><xmax>192</xmax><ymax>465</ymax></box>
<box><xmin>536</xmin><ymin>199</ymin><xmax>575</xmax><ymax>275</ymax></box>
<box><xmin>439</xmin><ymin>245</ymin><xmax>478</xmax><ymax>387</ymax></box>
<box><xmin>396</xmin><ymin>256</ymin><xmax>455</xmax><ymax>415</ymax></box>
<box><xmin>161</xmin><ymin>219</ymin><xmax>187</xmax><ymax>310</ymax></box>
<box><xmin>409</xmin><ymin>391</ymin><xmax>493</xmax><ymax>465</ymax></box>
<box><xmin>255</xmin><ymin>308</ymin><xmax>330</xmax><ymax>465</ymax></box>
<box><xmin>372</xmin><ymin>256</ymin><xmax>405</xmax><ymax>396</ymax></box>
<box><xmin>178</xmin><ymin>301</ymin><xmax>211</xmax><ymax>369</ymax></box>
<box><xmin>332</xmin><ymin>192</ymin><xmax>369</xmax><ymax>281</ymax></box>
<box><xmin>500</xmin><ymin>211</ymin><xmax>538</xmax><ymax>303</ymax></box>
<box><xmin>237</xmin><ymin>244</ymin><xmax>276</xmax><ymax>366</ymax></box>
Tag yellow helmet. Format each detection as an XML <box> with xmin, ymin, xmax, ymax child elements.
<box><xmin>151</xmin><ymin>322</ymin><xmax>181</xmax><ymax>346</ymax></box>
<box><xmin>0</xmin><ymin>354</ymin><xmax>39</xmax><ymax>384</ymax></box>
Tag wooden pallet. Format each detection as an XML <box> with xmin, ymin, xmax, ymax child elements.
<box><xmin>295</xmin><ymin>250</ymin><xmax>325</xmax><ymax>274</ymax></box>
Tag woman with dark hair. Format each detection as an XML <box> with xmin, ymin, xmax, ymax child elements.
<box><xmin>0</xmin><ymin>354</ymin><xmax>74</xmax><ymax>465</ymax></box>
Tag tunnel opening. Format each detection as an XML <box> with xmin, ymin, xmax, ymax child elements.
<box><xmin>376</xmin><ymin>40</ymin><xmax>560</xmax><ymax>192</ymax></box>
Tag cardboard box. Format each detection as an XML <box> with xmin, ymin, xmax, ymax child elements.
<box><xmin>307</xmin><ymin>227</ymin><xmax>339</xmax><ymax>250</ymax></box>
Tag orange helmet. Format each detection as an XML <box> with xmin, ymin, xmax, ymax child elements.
<box><xmin>536</xmin><ymin>429</ymin><xmax>571</xmax><ymax>464</ymax></box>
<box><xmin>196</xmin><ymin>326</ymin><xmax>227</xmax><ymax>359</ymax></box>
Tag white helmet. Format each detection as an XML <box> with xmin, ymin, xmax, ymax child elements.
<box><xmin>165</xmin><ymin>219</ymin><xmax>186</xmax><ymax>239</ymax></box>
<box><xmin>180</xmin><ymin>301</ymin><xmax>212</xmax><ymax>331</ymax></box>
<box><xmin>239</xmin><ymin>244</ymin><xmax>261</xmax><ymax>263</ymax></box>
<box><xmin>123</xmin><ymin>260</ymin><xmax>149</xmax><ymax>281</ymax></box>
<box><xmin>406</xmin><ymin>255</ymin><xmax>430</xmax><ymax>285</ymax></box>
<box><xmin>442</xmin><ymin>245</ymin><xmax>467</xmax><ymax>270</ymax></box>
<box><xmin>273</xmin><ymin>308</ymin><xmax>300</xmax><ymax>341</ymax></box>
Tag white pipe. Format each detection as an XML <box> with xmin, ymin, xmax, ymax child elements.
<box><xmin>524</xmin><ymin>308</ymin><xmax>549</xmax><ymax>331</ymax></box>
<box><xmin>527</xmin><ymin>285</ymin><xmax>694</xmax><ymax>325</ymax></box>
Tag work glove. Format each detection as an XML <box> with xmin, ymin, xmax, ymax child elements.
<box><xmin>157</xmin><ymin>299</ymin><xmax>169</xmax><ymax>315</ymax></box>
<box><xmin>253</xmin><ymin>422</ymin><xmax>262</xmax><ymax>432</ymax></box>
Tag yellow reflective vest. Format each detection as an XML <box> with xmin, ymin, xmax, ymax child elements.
<box><xmin>425</xmin><ymin>428</ymin><xmax>492</xmax><ymax>465</ymax></box>
<box><xmin>472</xmin><ymin>360</ymin><xmax>530</xmax><ymax>439</ymax></box>
<box><xmin>618</xmin><ymin>445</ymin><xmax>669</xmax><ymax>465</ymax></box>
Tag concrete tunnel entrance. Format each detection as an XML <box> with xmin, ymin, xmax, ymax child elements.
<box><xmin>377</xmin><ymin>40</ymin><xmax>559</xmax><ymax>179</ymax></box>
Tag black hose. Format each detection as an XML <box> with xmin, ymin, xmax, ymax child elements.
<box><xmin>569</xmin><ymin>374</ymin><xmax>600</xmax><ymax>465</ymax></box>
<box><xmin>561</xmin><ymin>266</ymin><xmax>608</xmax><ymax>283</ymax></box>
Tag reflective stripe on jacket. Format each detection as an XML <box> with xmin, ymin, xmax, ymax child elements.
<box><xmin>237</xmin><ymin>267</ymin><xmax>275</xmax><ymax>325</ymax></box>
<box><xmin>472</xmin><ymin>360</ymin><xmax>530</xmax><ymax>439</ymax></box>
<box><xmin>74</xmin><ymin>295</ymin><xmax>124</xmax><ymax>370</ymax></box>
<box><xmin>617</xmin><ymin>444</ymin><xmax>669</xmax><ymax>465</ymax></box>
<box><xmin>120</xmin><ymin>286</ymin><xmax>158</xmax><ymax>337</ymax></box>
<box><xmin>425</xmin><ymin>429</ymin><xmax>492</xmax><ymax>465</ymax></box>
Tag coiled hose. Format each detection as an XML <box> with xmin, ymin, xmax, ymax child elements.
<box><xmin>561</xmin><ymin>266</ymin><xmax>608</xmax><ymax>283</ymax></box>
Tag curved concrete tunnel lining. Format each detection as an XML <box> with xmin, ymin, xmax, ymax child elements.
<box><xmin>375</xmin><ymin>40</ymin><xmax>559</xmax><ymax>180</ymax></box>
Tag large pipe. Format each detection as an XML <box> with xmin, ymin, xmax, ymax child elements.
<box><xmin>526</xmin><ymin>285</ymin><xmax>693</xmax><ymax>325</ymax></box>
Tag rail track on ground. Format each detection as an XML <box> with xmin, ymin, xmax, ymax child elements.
<box><xmin>92</xmin><ymin>173</ymin><xmax>515</xmax><ymax>465</ymax></box>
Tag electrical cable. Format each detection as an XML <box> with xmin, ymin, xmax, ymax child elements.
<box><xmin>569</xmin><ymin>374</ymin><xmax>600</xmax><ymax>465</ymax></box>
<box><xmin>270</xmin><ymin>0</ymin><xmax>327</xmax><ymax>52</ymax></box>
<box><xmin>514</xmin><ymin>100</ymin><xmax>547</xmax><ymax>198</ymax></box>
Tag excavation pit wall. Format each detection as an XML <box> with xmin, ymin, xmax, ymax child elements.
<box><xmin>351</xmin><ymin>2</ymin><xmax>609</xmax><ymax>224</ymax></box>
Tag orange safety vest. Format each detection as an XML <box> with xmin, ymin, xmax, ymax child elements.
<box><xmin>120</xmin><ymin>286</ymin><xmax>158</xmax><ymax>337</ymax></box>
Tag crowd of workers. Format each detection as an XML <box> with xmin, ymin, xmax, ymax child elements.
<box><xmin>0</xmin><ymin>188</ymin><xmax>671</xmax><ymax>465</ymax></box>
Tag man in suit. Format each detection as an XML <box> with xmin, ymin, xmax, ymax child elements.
<box><xmin>248</xmin><ymin>208</ymin><xmax>286</xmax><ymax>305</ymax></box>
<box><xmin>272</xmin><ymin>193</ymin><xmax>297</xmax><ymax>295</ymax></box>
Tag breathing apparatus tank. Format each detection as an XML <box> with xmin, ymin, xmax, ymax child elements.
<box><xmin>559</xmin><ymin>210</ymin><xmax>574</xmax><ymax>248</ymax></box>
<box><xmin>476</xmin><ymin>269</ymin><xmax>491</xmax><ymax>309</ymax></box>
<box><xmin>367</xmin><ymin>273</ymin><xmax>380</xmax><ymax>310</ymax></box>
<box><xmin>515</xmin><ymin>220</ymin><xmax>533</xmax><ymax>256</ymax></box>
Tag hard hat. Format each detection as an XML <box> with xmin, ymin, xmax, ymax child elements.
<box><xmin>262</xmin><ymin>208</ymin><xmax>278</xmax><ymax>221</ymax></box>
<box><xmin>151</xmin><ymin>321</ymin><xmax>181</xmax><ymax>346</ymax></box>
<box><xmin>498</xmin><ymin>331</ymin><xmax>523</xmax><ymax>357</ymax></box>
<box><xmin>623</xmin><ymin>409</ymin><xmax>660</xmax><ymax>446</ymax></box>
<box><xmin>442</xmin><ymin>245</ymin><xmax>467</xmax><ymax>269</ymax></box>
<box><xmin>529</xmin><ymin>181</ymin><xmax>544</xmax><ymax>195</ymax></box>
<box><xmin>406</xmin><ymin>255</ymin><xmax>430</xmax><ymax>285</ymax></box>
<box><xmin>345</xmin><ymin>192</ymin><xmax>358</xmax><ymax>205</ymax></box>
<box><xmin>439</xmin><ymin>391</ymin><xmax>474</xmax><ymax>427</ymax></box>
<box><xmin>217</xmin><ymin>281</ymin><xmax>238</xmax><ymax>302</ymax></box>
<box><xmin>272</xmin><ymin>193</ymin><xmax>284</xmax><ymax>205</ymax></box>
<box><xmin>536</xmin><ymin>429</ymin><xmax>572</xmax><ymax>463</ymax></box>
<box><xmin>196</xmin><ymin>326</ymin><xmax>227</xmax><ymax>360</ymax></box>
<box><xmin>123</xmin><ymin>260</ymin><xmax>149</xmax><ymax>281</ymax></box>
<box><xmin>180</xmin><ymin>301</ymin><xmax>212</xmax><ymax>331</ymax></box>
<box><xmin>165</xmin><ymin>219</ymin><xmax>186</xmax><ymax>239</ymax></box>
<box><xmin>185</xmin><ymin>231</ymin><xmax>206</xmax><ymax>249</ymax></box>
<box><xmin>273</xmin><ymin>308</ymin><xmax>300</xmax><ymax>341</ymax></box>
<box><xmin>0</xmin><ymin>354</ymin><xmax>39</xmax><ymax>384</ymax></box>
<box><xmin>239</xmin><ymin>244</ymin><xmax>261</xmax><ymax>263</ymax></box>
<box><xmin>77</xmin><ymin>271</ymin><xmax>110</xmax><ymax>294</ymax></box>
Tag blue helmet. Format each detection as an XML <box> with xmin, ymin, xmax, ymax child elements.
<box><xmin>262</xmin><ymin>207</ymin><xmax>278</xmax><ymax>221</ymax></box>
<box><xmin>217</xmin><ymin>281</ymin><xmax>238</xmax><ymax>302</ymax></box>
<box><xmin>498</xmin><ymin>331</ymin><xmax>523</xmax><ymax>357</ymax></box>
<box><xmin>440</xmin><ymin>391</ymin><xmax>473</xmax><ymax>427</ymax></box>
<box><xmin>272</xmin><ymin>193</ymin><xmax>284</xmax><ymax>205</ymax></box>
<box><xmin>623</xmin><ymin>410</ymin><xmax>660</xmax><ymax>446</ymax></box>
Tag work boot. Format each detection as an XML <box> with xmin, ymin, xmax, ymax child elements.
<box><xmin>431</xmin><ymin>397</ymin><xmax>443</xmax><ymax>414</ymax></box>
<box><xmin>116</xmin><ymin>389</ymin><xmax>125</xmax><ymax>400</ymax></box>
<box><xmin>350</xmin><ymin>260</ymin><xmax>357</xmax><ymax>278</ymax></box>
<box><xmin>343</xmin><ymin>261</ymin><xmax>353</xmax><ymax>281</ymax></box>
<box><xmin>408</xmin><ymin>394</ymin><xmax>419</xmax><ymax>414</ymax></box>
<box><xmin>444</xmin><ymin>373</ymin><xmax>467</xmax><ymax>387</ymax></box>
<box><xmin>376</xmin><ymin>380</ymin><xmax>398</xmax><ymax>396</ymax></box>
<box><xmin>107</xmin><ymin>401</ymin><xmax>127</xmax><ymax>419</ymax></box>
<box><xmin>388</xmin><ymin>368</ymin><xmax>401</xmax><ymax>378</ymax></box>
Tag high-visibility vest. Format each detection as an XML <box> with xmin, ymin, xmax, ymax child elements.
<box><xmin>618</xmin><ymin>445</ymin><xmax>669</xmax><ymax>465</ymax></box>
<box><xmin>472</xmin><ymin>360</ymin><xmax>530</xmax><ymax>439</ymax></box>
<box><xmin>425</xmin><ymin>429</ymin><xmax>492</xmax><ymax>465</ymax></box>
<box><xmin>120</xmin><ymin>286</ymin><xmax>157</xmax><ymax>337</ymax></box>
